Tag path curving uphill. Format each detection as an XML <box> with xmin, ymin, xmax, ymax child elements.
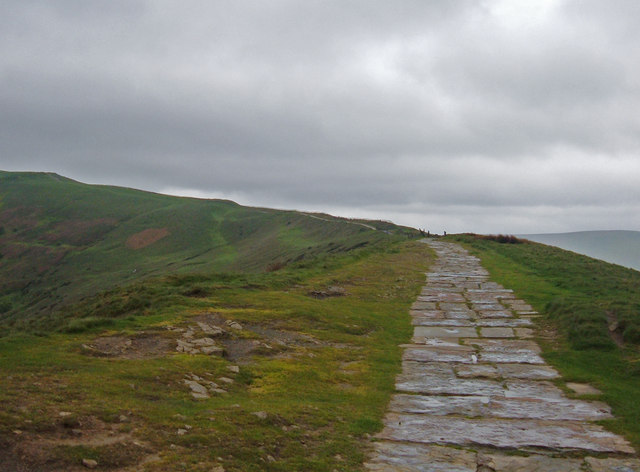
<box><xmin>366</xmin><ymin>240</ymin><xmax>639</xmax><ymax>472</ymax></box>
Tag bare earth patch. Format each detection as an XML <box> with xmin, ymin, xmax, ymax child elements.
<box><xmin>125</xmin><ymin>228</ymin><xmax>169</xmax><ymax>249</ymax></box>
<box><xmin>0</xmin><ymin>415</ymin><xmax>154</xmax><ymax>472</ymax></box>
<box><xmin>83</xmin><ymin>333</ymin><xmax>173</xmax><ymax>359</ymax></box>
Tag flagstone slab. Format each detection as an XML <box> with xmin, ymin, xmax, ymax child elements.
<box><xmin>504</xmin><ymin>380</ymin><xmax>565</xmax><ymax>399</ymax></box>
<box><xmin>388</xmin><ymin>394</ymin><xmax>612</xmax><ymax>421</ymax></box>
<box><xmin>479</xmin><ymin>351</ymin><xmax>545</xmax><ymax>364</ymax></box>
<box><xmin>418</xmin><ymin>292</ymin><xmax>466</xmax><ymax>303</ymax></box>
<box><xmin>477</xmin><ymin>310</ymin><xmax>513</xmax><ymax>318</ymax></box>
<box><xmin>364</xmin><ymin>441</ymin><xmax>477</xmax><ymax>472</ymax></box>
<box><xmin>472</xmin><ymin>302</ymin><xmax>505</xmax><ymax>311</ymax></box>
<box><xmin>496</xmin><ymin>363</ymin><xmax>560</xmax><ymax>380</ymax></box>
<box><xmin>413</xmin><ymin>326</ymin><xmax>478</xmax><ymax>339</ymax></box>
<box><xmin>379</xmin><ymin>413</ymin><xmax>634</xmax><ymax>453</ymax></box>
<box><xmin>396</xmin><ymin>363</ymin><xmax>505</xmax><ymax>395</ymax></box>
<box><xmin>466</xmin><ymin>338</ymin><xmax>541</xmax><ymax>353</ymax></box>
<box><xmin>412</xmin><ymin>319</ymin><xmax>474</xmax><ymax>327</ymax></box>
<box><xmin>455</xmin><ymin>363</ymin><xmax>500</xmax><ymax>379</ymax></box>
<box><xmin>439</xmin><ymin>302</ymin><xmax>474</xmax><ymax>313</ymax></box>
<box><xmin>514</xmin><ymin>327</ymin><xmax>535</xmax><ymax>338</ymax></box>
<box><xmin>405</xmin><ymin>338</ymin><xmax>466</xmax><ymax>349</ymax></box>
<box><xmin>584</xmin><ymin>456</ymin><xmax>640</xmax><ymax>472</ymax></box>
<box><xmin>484</xmin><ymin>453</ymin><xmax>584</xmax><ymax>472</ymax></box>
<box><xmin>479</xmin><ymin>327</ymin><xmax>515</xmax><ymax>338</ymax></box>
<box><xmin>403</xmin><ymin>346</ymin><xmax>478</xmax><ymax>364</ymax></box>
<box><xmin>412</xmin><ymin>301</ymin><xmax>437</xmax><ymax>310</ymax></box>
<box><xmin>476</xmin><ymin>318</ymin><xmax>533</xmax><ymax>327</ymax></box>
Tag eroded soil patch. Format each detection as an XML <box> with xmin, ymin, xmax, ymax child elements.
<box><xmin>125</xmin><ymin>228</ymin><xmax>169</xmax><ymax>249</ymax></box>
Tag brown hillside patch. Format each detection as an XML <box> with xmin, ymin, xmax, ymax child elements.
<box><xmin>82</xmin><ymin>333</ymin><xmax>173</xmax><ymax>359</ymax></box>
<box><xmin>126</xmin><ymin>228</ymin><xmax>169</xmax><ymax>249</ymax></box>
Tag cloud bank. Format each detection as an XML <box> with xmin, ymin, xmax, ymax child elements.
<box><xmin>2</xmin><ymin>0</ymin><xmax>639</xmax><ymax>233</ymax></box>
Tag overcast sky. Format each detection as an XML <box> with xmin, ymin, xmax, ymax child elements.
<box><xmin>2</xmin><ymin>0</ymin><xmax>640</xmax><ymax>233</ymax></box>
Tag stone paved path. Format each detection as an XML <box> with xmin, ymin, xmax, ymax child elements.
<box><xmin>365</xmin><ymin>240</ymin><xmax>639</xmax><ymax>472</ymax></box>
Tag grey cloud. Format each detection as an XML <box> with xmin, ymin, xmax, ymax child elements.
<box><xmin>1</xmin><ymin>0</ymin><xmax>639</xmax><ymax>233</ymax></box>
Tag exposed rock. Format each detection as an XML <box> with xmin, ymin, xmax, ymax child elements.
<box><xmin>200</xmin><ymin>345</ymin><xmax>224</xmax><ymax>356</ymax></box>
<box><xmin>82</xmin><ymin>458</ymin><xmax>98</xmax><ymax>469</ymax></box>
<box><xmin>252</xmin><ymin>411</ymin><xmax>268</xmax><ymax>420</ymax></box>
<box><xmin>191</xmin><ymin>337</ymin><xmax>217</xmax><ymax>346</ymax></box>
<box><xmin>227</xmin><ymin>365</ymin><xmax>240</xmax><ymax>373</ymax></box>
<box><xmin>225</xmin><ymin>320</ymin><xmax>243</xmax><ymax>330</ymax></box>
<box><xmin>183</xmin><ymin>380</ymin><xmax>210</xmax><ymax>399</ymax></box>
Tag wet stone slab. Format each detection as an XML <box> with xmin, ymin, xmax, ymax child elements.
<box><xmin>413</xmin><ymin>326</ymin><xmax>478</xmax><ymax>339</ymax></box>
<box><xmin>496</xmin><ymin>363</ymin><xmax>560</xmax><ymax>380</ymax></box>
<box><xmin>388</xmin><ymin>394</ymin><xmax>612</xmax><ymax>421</ymax></box>
<box><xmin>396</xmin><ymin>362</ymin><xmax>505</xmax><ymax>396</ymax></box>
<box><xmin>364</xmin><ymin>441</ymin><xmax>477</xmax><ymax>472</ymax></box>
<box><xmin>412</xmin><ymin>301</ymin><xmax>437</xmax><ymax>310</ymax></box>
<box><xmin>403</xmin><ymin>345</ymin><xmax>478</xmax><ymax>364</ymax></box>
<box><xmin>485</xmin><ymin>453</ymin><xmax>584</xmax><ymax>472</ymax></box>
<box><xmin>504</xmin><ymin>380</ymin><xmax>566</xmax><ymax>399</ymax></box>
<box><xmin>477</xmin><ymin>310</ymin><xmax>513</xmax><ymax>318</ymax></box>
<box><xmin>585</xmin><ymin>456</ymin><xmax>640</xmax><ymax>472</ymax></box>
<box><xmin>476</xmin><ymin>318</ymin><xmax>533</xmax><ymax>327</ymax></box>
<box><xmin>479</xmin><ymin>327</ymin><xmax>516</xmax><ymax>338</ymax></box>
<box><xmin>439</xmin><ymin>303</ymin><xmax>474</xmax><ymax>313</ymax></box>
<box><xmin>379</xmin><ymin>413</ymin><xmax>635</xmax><ymax>453</ymax></box>
<box><xmin>465</xmin><ymin>339</ymin><xmax>541</xmax><ymax>354</ymax></box>
<box><xmin>418</xmin><ymin>292</ymin><xmax>466</xmax><ymax>303</ymax></box>
<box><xmin>479</xmin><ymin>351</ymin><xmax>545</xmax><ymax>364</ymax></box>
<box><xmin>455</xmin><ymin>363</ymin><xmax>500</xmax><ymax>379</ymax></box>
<box><xmin>412</xmin><ymin>319</ymin><xmax>474</xmax><ymax>327</ymax></box>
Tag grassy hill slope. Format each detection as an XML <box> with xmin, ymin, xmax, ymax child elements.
<box><xmin>0</xmin><ymin>171</ymin><xmax>416</xmax><ymax>332</ymax></box>
<box><xmin>520</xmin><ymin>230</ymin><xmax>640</xmax><ymax>271</ymax></box>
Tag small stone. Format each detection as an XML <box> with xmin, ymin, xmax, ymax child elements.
<box><xmin>183</xmin><ymin>424</ymin><xmax>192</xmax><ymax>430</ymax></box>
<box><xmin>118</xmin><ymin>414</ymin><xmax>129</xmax><ymax>423</ymax></box>
<box><xmin>82</xmin><ymin>458</ymin><xmax>98</xmax><ymax>469</ymax></box>
<box><xmin>225</xmin><ymin>320</ymin><xmax>243</xmax><ymax>330</ymax></box>
<box><xmin>12</xmin><ymin>430</ymin><xmax>22</xmax><ymax>435</ymax></box>
<box><xmin>191</xmin><ymin>337</ymin><xmax>216</xmax><ymax>346</ymax></box>
<box><xmin>177</xmin><ymin>428</ymin><xmax>188</xmax><ymax>435</ymax></box>
<box><xmin>191</xmin><ymin>392</ymin><xmax>210</xmax><ymax>400</ymax></box>
<box><xmin>59</xmin><ymin>411</ymin><xmax>73</xmax><ymax>417</ymax></box>
<box><xmin>218</xmin><ymin>377</ymin><xmax>234</xmax><ymax>384</ymax></box>
<box><xmin>227</xmin><ymin>365</ymin><xmax>240</xmax><ymax>373</ymax></box>
<box><xmin>252</xmin><ymin>411</ymin><xmax>268</xmax><ymax>419</ymax></box>
<box><xmin>266</xmin><ymin>455</ymin><xmax>276</xmax><ymax>462</ymax></box>
<box><xmin>201</xmin><ymin>346</ymin><xmax>224</xmax><ymax>356</ymax></box>
<box><xmin>173</xmin><ymin>413</ymin><xmax>187</xmax><ymax>420</ymax></box>
<box><xmin>184</xmin><ymin>380</ymin><xmax>209</xmax><ymax>396</ymax></box>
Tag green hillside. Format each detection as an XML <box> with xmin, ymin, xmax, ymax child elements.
<box><xmin>0</xmin><ymin>170</ymin><xmax>432</xmax><ymax>471</ymax></box>
<box><xmin>0</xmin><ymin>171</ymin><xmax>416</xmax><ymax>332</ymax></box>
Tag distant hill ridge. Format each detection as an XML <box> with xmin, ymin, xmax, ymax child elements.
<box><xmin>519</xmin><ymin>230</ymin><xmax>640</xmax><ymax>271</ymax></box>
<box><xmin>0</xmin><ymin>170</ymin><xmax>416</xmax><ymax>329</ymax></box>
